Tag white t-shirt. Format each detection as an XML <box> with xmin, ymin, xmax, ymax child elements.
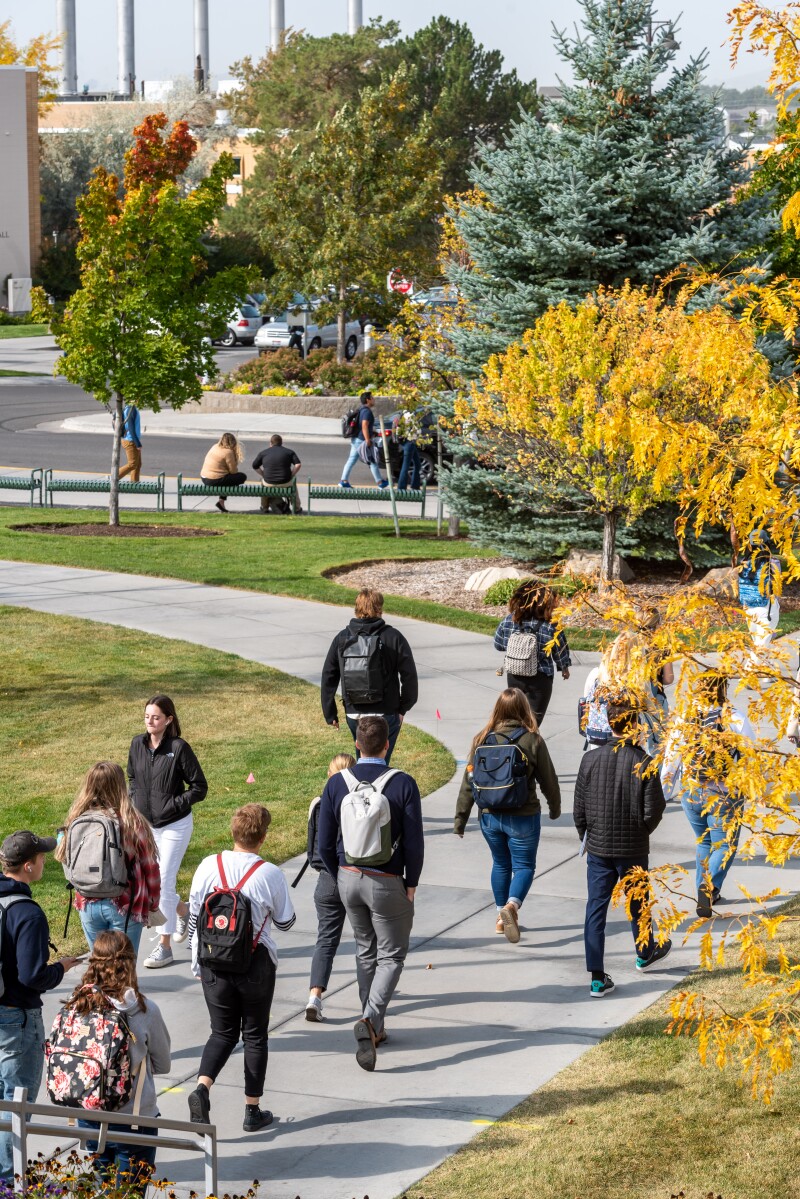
<box><xmin>189</xmin><ymin>850</ymin><xmax>295</xmax><ymax>974</ymax></box>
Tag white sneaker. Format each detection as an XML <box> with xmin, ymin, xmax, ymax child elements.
<box><xmin>173</xmin><ymin>910</ymin><xmax>189</xmax><ymax>944</ymax></box>
<box><xmin>144</xmin><ymin>943</ymin><xmax>174</xmax><ymax>969</ymax></box>
<box><xmin>305</xmin><ymin>994</ymin><xmax>324</xmax><ymax>1022</ymax></box>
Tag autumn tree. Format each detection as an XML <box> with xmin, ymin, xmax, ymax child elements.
<box><xmin>57</xmin><ymin>114</ymin><xmax>248</xmax><ymax>526</ymax></box>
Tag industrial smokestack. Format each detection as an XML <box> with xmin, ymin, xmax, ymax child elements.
<box><xmin>117</xmin><ymin>0</ymin><xmax>135</xmax><ymax>98</ymax></box>
<box><xmin>348</xmin><ymin>0</ymin><xmax>363</xmax><ymax>35</ymax></box>
<box><xmin>194</xmin><ymin>0</ymin><xmax>209</xmax><ymax>90</ymax></box>
<box><xmin>270</xmin><ymin>0</ymin><xmax>285</xmax><ymax>53</ymax></box>
<box><xmin>56</xmin><ymin>0</ymin><xmax>78</xmax><ymax>95</ymax></box>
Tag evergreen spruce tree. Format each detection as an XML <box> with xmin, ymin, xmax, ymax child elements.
<box><xmin>441</xmin><ymin>0</ymin><xmax>772</xmax><ymax>561</ymax></box>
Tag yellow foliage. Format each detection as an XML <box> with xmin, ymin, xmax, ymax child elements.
<box><xmin>0</xmin><ymin>19</ymin><xmax>61</xmax><ymax>113</ymax></box>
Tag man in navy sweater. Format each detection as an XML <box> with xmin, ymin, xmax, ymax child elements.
<box><xmin>318</xmin><ymin>715</ymin><xmax>424</xmax><ymax>1071</ymax></box>
<box><xmin>0</xmin><ymin>831</ymin><xmax>81</xmax><ymax>1181</ymax></box>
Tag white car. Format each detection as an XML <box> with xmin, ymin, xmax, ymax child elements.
<box><xmin>255</xmin><ymin>302</ymin><xmax>362</xmax><ymax>360</ymax></box>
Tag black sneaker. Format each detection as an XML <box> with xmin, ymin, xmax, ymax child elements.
<box><xmin>590</xmin><ymin>974</ymin><xmax>615</xmax><ymax>997</ymax></box>
<box><xmin>696</xmin><ymin>889</ymin><xmax>713</xmax><ymax>918</ymax></box>
<box><xmin>636</xmin><ymin>939</ymin><xmax>673</xmax><ymax>970</ymax></box>
<box><xmin>243</xmin><ymin>1106</ymin><xmax>274</xmax><ymax>1133</ymax></box>
<box><xmin>188</xmin><ymin>1084</ymin><xmax>210</xmax><ymax>1125</ymax></box>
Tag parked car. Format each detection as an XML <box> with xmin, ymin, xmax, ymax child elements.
<box><xmin>255</xmin><ymin>298</ymin><xmax>362</xmax><ymax>360</ymax></box>
<box><xmin>212</xmin><ymin>303</ymin><xmax>264</xmax><ymax>347</ymax></box>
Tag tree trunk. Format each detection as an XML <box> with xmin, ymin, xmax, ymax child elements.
<box><xmin>600</xmin><ymin>510</ymin><xmax>618</xmax><ymax>585</ymax></box>
<box><xmin>109</xmin><ymin>391</ymin><xmax>123</xmax><ymax>528</ymax></box>
<box><xmin>448</xmin><ymin>513</ymin><xmax>460</xmax><ymax>538</ymax></box>
<box><xmin>336</xmin><ymin>280</ymin><xmax>347</xmax><ymax>364</ymax></box>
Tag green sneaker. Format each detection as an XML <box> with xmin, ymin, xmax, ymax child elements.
<box><xmin>590</xmin><ymin>974</ymin><xmax>615</xmax><ymax>997</ymax></box>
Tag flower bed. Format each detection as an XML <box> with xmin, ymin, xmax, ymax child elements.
<box><xmin>214</xmin><ymin>347</ymin><xmax>390</xmax><ymax>397</ymax></box>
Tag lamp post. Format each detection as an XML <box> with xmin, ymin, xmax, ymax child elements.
<box><xmin>645</xmin><ymin>18</ymin><xmax>680</xmax><ymax>51</ymax></box>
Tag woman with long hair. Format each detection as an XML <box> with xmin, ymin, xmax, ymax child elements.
<box><xmin>493</xmin><ymin>581</ymin><xmax>571</xmax><ymax>727</ymax></box>
<box><xmin>127</xmin><ymin>695</ymin><xmax>207</xmax><ymax>969</ymax></box>
<box><xmin>200</xmin><ymin>432</ymin><xmax>247</xmax><ymax>512</ymax></box>
<box><xmin>55</xmin><ymin>761</ymin><xmax>160</xmax><ymax>954</ymax></box>
<box><xmin>454</xmin><ymin>688</ymin><xmax>561</xmax><ymax>942</ymax></box>
<box><xmin>581</xmin><ymin>627</ymin><xmax>674</xmax><ymax>751</ymax></box>
<box><xmin>63</xmin><ymin>931</ymin><xmax>171</xmax><ymax>1192</ymax></box>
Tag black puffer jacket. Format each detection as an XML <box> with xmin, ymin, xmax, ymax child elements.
<box><xmin>573</xmin><ymin>741</ymin><xmax>665</xmax><ymax>858</ymax></box>
<box><xmin>320</xmin><ymin>617</ymin><xmax>418</xmax><ymax>723</ymax></box>
<box><xmin>127</xmin><ymin>733</ymin><xmax>208</xmax><ymax>829</ymax></box>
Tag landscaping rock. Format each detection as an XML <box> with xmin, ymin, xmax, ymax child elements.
<box><xmin>464</xmin><ymin>565</ymin><xmax>523</xmax><ymax>593</ymax></box>
<box><xmin>563</xmin><ymin>550</ymin><xmax>635</xmax><ymax>583</ymax></box>
<box><xmin>693</xmin><ymin>566</ymin><xmax>738</xmax><ymax>598</ymax></box>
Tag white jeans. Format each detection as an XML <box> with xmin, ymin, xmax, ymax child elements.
<box><xmin>745</xmin><ymin>601</ymin><xmax>780</xmax><ymax>647</ymax></box>
<box><xmin>153</xmin><ymin>812</ymin><xmax>193</xmax><ymax>936</ymax></box>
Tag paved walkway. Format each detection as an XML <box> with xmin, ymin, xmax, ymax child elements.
<box><xmin>1</xmin><ymin>560</ymin><xmax>796</xmax><ymax>1199</ymax></box>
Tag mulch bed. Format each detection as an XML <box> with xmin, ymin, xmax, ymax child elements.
<box><xmin>11</xmin><ymin>524</ymin><xmax>222</xmax><ymax>538</ymax></box>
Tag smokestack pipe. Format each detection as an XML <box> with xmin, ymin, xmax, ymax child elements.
<box><xmin>194</xmin><ymin>0</ymin><xmax>209</xmax><ymax>89</ymax></box>
<box><xmin>56</xmin><ymin>0</ymin><xmax>78</xmax><ymax>95</ymax></box>
<box><xmin>117</xmin><ymin>0</ymin><xmax>135</xmax><ymax>98</ymax></box>
<box><xmin>270</xmin><ymin>0</ymin><xmax>285</xmax><ymax>53</ymax></box>
<box><xmin>348</xmin><ymin>0</ymin><xmax>363</xmax><ymax>35</ymax></box>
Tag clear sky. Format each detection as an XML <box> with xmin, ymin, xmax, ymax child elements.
<box><xmin>7</xmin><ymin>0</ymin><xmax>774</xmax><ymax>93</ymax></box>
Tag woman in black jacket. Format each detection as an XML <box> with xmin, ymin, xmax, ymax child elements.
<box><xmin>127</xmin><ymin>695</ymin><xmax>207</xmax><ymax>970</ymax></box>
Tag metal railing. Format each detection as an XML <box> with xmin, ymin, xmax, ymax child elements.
<box><xmin>0</xmin><ymin>1087</ymin><xmax>217</xmax><ymax>1197</ymax></box>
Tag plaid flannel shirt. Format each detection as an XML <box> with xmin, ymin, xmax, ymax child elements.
<box><xmin>75</xmin><ymin>829</ymin><xmax>161</xmax><ymax>926</ymax></box>
<box><xmin>493</xmin><ymin>615</ymin><xmax>571</xmax><ymax>677</ymax></box>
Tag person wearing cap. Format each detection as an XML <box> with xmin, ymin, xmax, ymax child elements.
<box><xmin>0</xmin><ymin>831</ymin><xmax>82</xmax><ymax>1181</ymax></box>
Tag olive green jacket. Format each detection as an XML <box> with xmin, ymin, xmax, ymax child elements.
<box><xmin>454</xmin><ymin>722</ymin><xmax>561</xmax><ymax>835</ymax></box>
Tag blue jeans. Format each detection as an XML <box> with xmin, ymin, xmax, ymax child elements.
<box><xmin>681</xmin><ymin>790</ymin><xmax>741</xmax><ymax>894</ymax></box>
<box><xmin>0</xmin><ymin>1007</ymin><xmax>45</xmax><ymax>1181</ymax></box>
<box><xmin>397</xmin><ymin>442</ymin><xmax>421</xmax><ymax>490</ymax></box>
<box><xmin>584</xmin><ymin>853</ymin><xmax>654</xmax><ymax>973</ymax></box>
<box><xmin>345</xmin><ymin>713</ymin><xmax>402</xmax><ymax>764</ymax></box>
<box><xmin>341</xmin><ymin>437</ymin><xmax>383</xmax><ymax>484</ymax></box>
<box><xmin>478</xmin><ymin>811</ymin><xmax>541</xmax><ymax>908</ymax></box>
<box><xmin>79</xmin><ymin>900</ymin><xmax>143</xmax><ymax>954</ymax></box>
<box><xmin>78</xmin><ymin>1118</ymin><xmax>157</xmax><ymax>1192</ymax></box>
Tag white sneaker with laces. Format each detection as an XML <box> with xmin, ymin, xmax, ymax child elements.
<box><xmin>305</xmin><ymin>994</ymin><xmax>324</xmax><ymax>1022</ymax></box>
<box><xmin>144</xmin><ymin>942</ymin><xmax>174</xmax><ymax>969</ymax></box>
<box><xmin>173</xmin><ymin>909</ymin><xmax>189</xmax><ymax>944</ymax></box>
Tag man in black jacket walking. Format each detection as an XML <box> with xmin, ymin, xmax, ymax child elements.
<box><xmin>573</xmin><ymin>696</ymin><xmax>670</xmax><ymax>997</ymax></box>
<box><xmin>321</xmin><ymin>588</ymin><xmax>418</xmax><ymax>764</ymax></box>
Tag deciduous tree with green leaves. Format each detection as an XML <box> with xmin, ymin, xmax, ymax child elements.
<box><xmin>56</xmin><ymin>113</ymin><xmax>249</xmax><ymax>526</ymax></box>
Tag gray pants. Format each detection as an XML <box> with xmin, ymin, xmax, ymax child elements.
<box><xmin>337</xmin><ymin>868</ymin><xmax>414</xmax><ymax>1035</ymax></box>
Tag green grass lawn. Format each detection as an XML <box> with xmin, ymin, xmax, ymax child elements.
<box><xmin>0</xmin><ymin>369</ymin><xmax>47</xmax><ymax>377</ymax></box>
<box><xmin>0</xmin><ymin>606</ymin><xmax>454</xmax><ymax>955</ymax></box>
<box><xmin>0</xmin><ymin>324</ymin><xmax>49</xmax><ymax>339</ymax></box>
<box><xmin>0</xmin><ymin>506</ymin><xmax>605</xmax><ymax>648</ymax></box>
<box><xmin>409</xmin><ymin>895</ymin><xmax>800</xmax><ymax>1199</ymax></box>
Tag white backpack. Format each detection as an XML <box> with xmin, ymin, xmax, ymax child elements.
<box><xmin>504</xmin><ymin>631</ymin><xmax>539</xmax><ymax>677</ymax></box>
<box><xmin>339</xmin><ymin>769</ymin><xmax>399</xmax><ymax>867</ymax></box>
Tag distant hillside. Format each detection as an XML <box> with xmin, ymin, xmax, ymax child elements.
<box><xmin>700</xmin><ymin>84</ymin><xmax>773</xmax><ymax>108</ymax></box>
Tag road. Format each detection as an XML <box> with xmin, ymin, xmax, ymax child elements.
<box><xmin>0</xmin><ymin>342</ymin><xmax>344</xmax><ymax>483</ymax></box>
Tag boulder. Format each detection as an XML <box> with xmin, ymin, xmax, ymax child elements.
<box><xmin>464</xmin><ymin>565</ymin><xmax>523</xmax><ymax>593</ymax></box>
<box><xmin>563</xmin><ymin>550</ymin><xmax>635</xmax><ymax>583</ymax></box>
<box><xmin>692</xmin><ymin>566</ymin><xmax>738</xmax><ymax>598</ymax></box>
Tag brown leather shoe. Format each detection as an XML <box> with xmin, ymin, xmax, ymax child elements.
<box><xmin>354</xmin><ymin>1018</ymin><xmax>377</xmax><ymax>1071</ymax></box>
<box><xmin>500</xmin><ymin>903</ymin><xmax>520</xmax><ymax>943</ymax></box>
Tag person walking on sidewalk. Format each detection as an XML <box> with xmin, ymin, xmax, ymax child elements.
<box><xmin>318</xmin><ymin>716</ymin><xmax>423</xmax><ymax>1072</ymax></box>
<box><xmin>118</xmin><ymin>403</ymin><xmax>142</xmax><ymax>481</ymax></box>
<box><xmin>339</xmin><ymin>392</ymin><xmax>388</xmax><ymax>489</ymax></box>
<box><xmin>304</xmin><ymin>753</ymin><xmax>356</xmax><ymax>1023</ymax></box>
<box><xmin>454</xmin><ymin>688</ymin><xmax>561</xmax><ymax>943</ymax></box>
<box><xmin>127</xmin><ymin>695</ymin><xmax>208</xmax><ymax>970</ymax></box>
<box><xmin>187</xmin><ymin>804</ymin><xmax>295</xmax><ymax>1133</ymax></box>
<box><xmin>493</xmin><ymin>581</ymin><xmax>571</xmax><ymax>728</ymax></box>
<box><xmin>55</xmin><ymin>761</ymin><xmax>161</xmax><ymax>955</ymax></box>
<box><xmin>321</xmin><ymin>588</ymin><xmax>418</xmax><ymax>764</ymax></box>
<box><xmin>394</xmin><ymin>410</ymin><xmax>422</xmax><ymax>492</ymax></box>
<box><xmin>573</xmin><ymin>693</ymin><xmax>670</xmax><ymax>998</ymax></box>
<box><xmin>252</xmin><ymin>434</ymin><xmax>302</xmax><ymax>513</ymax></box>
<box><xmin>200</xmin><ymin>433</ymin><xmax>248</xmax><ymax>513</ymax></box>
<box><xmin>0</xmin><ymin>831</ymin><xmax>82</xmax><ymax>1184</ymax></box>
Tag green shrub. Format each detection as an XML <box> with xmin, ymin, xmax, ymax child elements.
<box><xmin>0</xmin><ymin>311</ymin><xmax>30</xmax><ymax>327</ymax></box>
<box><xmin>28</xmin><ymin>287</ymin><xmax>51</xmax><ymax>325</ymax></box>
<box><xmin>483</xmin><ymin>574</ymin><xmax>585</xmax><ymax>606</ymax></box>
<box><xmin>217</xmin><ymin>348</ymin><xmax>391</xmax><ymax>396</ymax></box>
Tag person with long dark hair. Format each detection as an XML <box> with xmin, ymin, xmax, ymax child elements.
<box><xmin>127</xmin><ymin>696</ymin><xmax>207</xmax><ymax>969</ymax></box>
<box><xmin>454</xmin><ymin>688</ymin><xmax>561</xmax><ymax>942</ymax></box>
<box><xmin>493</xmin><ymin>582</ymin><xmax>571</xmax><ymax>727</ymax></box>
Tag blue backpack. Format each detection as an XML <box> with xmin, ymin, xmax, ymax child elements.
<box><xmin>469</xmin><ymin>728</ymin><xmax>530</xmax><ymax>810</ymax></box>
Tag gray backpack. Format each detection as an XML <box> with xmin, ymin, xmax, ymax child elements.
<box><xmin>64</xmin><ymin>813</ymin><xmax>128</xmax><ymax>898</ymax></box>
<box><xmin>0</xmin><ymin>895</ymin><xmax>33</xmax><ymax>999</ymax></box>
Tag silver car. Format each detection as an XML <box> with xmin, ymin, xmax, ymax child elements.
<box><xmin>255</xmin><ymin>299</ymin><xmax>362</xmax><ymax>360</ymax></box>
<box><xmin>214</xmin><ymin>303</ymin><xmax>264</xmax><ymax>347</ymax></box>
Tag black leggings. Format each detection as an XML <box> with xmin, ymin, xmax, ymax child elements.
<box><xmin>201</xmin><ymin>472</ymin><xmax>247</xmax><ymax>495</ymax></box>
<box><xmin>199</xmin><ymin>945</ymin><xmax>276</xmax><ymax>1097</ymax></box>
<box><xmin>506</xmin><ymin>672</ymin><xmax>554</xmax><ymax>728</ymax></box>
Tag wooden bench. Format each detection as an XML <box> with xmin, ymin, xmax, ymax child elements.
<box><xmin>176</xmin><ymin>475</ymin><xmax>299</xmax><ymax>512</ymax></box>
<box><xmin>307</xmin><ymin>481</ymin><xmax>426</xmax><ymax>517</ymax></box>
<box><xmin>44</xmin><ymin>470</ymin><xmax>166</xmax><ymax>510</ymax></box>
<box><xmin>0</xmin><ymin>469</ymin><xmax>43</xmax><ymax>506</ymax></box>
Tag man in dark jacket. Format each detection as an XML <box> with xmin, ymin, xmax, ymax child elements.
<box><xmin>0</xmin><ymin>831</ymin><xmax>82</xmax><ymax>1181</ymax></box>
<box><xmin>320</xmin><ymin>588</ymin><xmax>418</xmax><ymax>764</ymax></box>
<box><xmin>573</xmin><ymin>696</ymin><xmax>670</xmax><ymax>997</ymax></box>
<box><xmin>252</xmin><ymin>433</ymin><xmax>302</xmax><ymax>513</ymax></box>
<box><xmin>318</xmin><ymin>716</ymin><xmax>423</xmax><ymax>1072</ymax></box>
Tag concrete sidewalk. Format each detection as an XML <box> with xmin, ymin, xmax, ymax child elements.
<box><xmin>1</xmin><ymin>560</ymin><xmax>796</xmax><ymax>1199</ymax></box>
<box><xmin>60</xmin><ymin>409</ymin><xmax>341</xmax><ymax>442</ymax></box>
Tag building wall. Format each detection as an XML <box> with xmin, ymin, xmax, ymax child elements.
<box><xmin>0</xmin><ymin>67</ymin><xmax>38</xmax><ymax>286</ymax></box>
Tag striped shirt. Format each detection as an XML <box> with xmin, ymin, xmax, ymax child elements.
<box><xmin>493</xmin><ymin>615</ymin><xmax>571</xmax><ymax>677</ymax></box>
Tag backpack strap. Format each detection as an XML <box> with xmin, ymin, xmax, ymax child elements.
<box><xmin>229</xmin><ymin>858</ymin><xmax>267</xmax><ymax>894</ymax></box>
<box><xmin>340</xmin><ymin>769</ymin><xmax>359</xmax><ymax>792</ymax></box>
<box><xmin>370</xmin><ymin>768</ymin><xmax>399</xmax><ymax>795</ymax></box>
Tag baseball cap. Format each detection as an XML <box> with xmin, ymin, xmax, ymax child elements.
<box><xmin>0</xmin><ymin>831</ymin><xmax>58</xmax><ymax>869</ymax></box>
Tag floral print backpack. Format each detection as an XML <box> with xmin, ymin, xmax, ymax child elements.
<box><xmin>46</xmin><ymin>1004</ymin><xmax>143</xmax><ymax>1112</ymax></box>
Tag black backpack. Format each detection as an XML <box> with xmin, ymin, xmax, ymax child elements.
<box><xmin>0</xmin><ymin>895</ymin><xmax>33</xmax><ymax>999</ymax></box>
<box><xmin>693</xmin><ymin>706</ymin><xmax>740</xmax><ymax>789</ymax></box>
<box><xmin>198</xmin><ymin>855</ymin><xmax>267</xmax><ymax>974</ymax></box>
<box><xmin>340</xmin><ymin>632</ymin><xmax>385</xmax><ymax>706</ymax></box>
<box><xmin>469</xmin><ymin>729</ymin><xmax>530</xmax><ymax>810</ymax></box>
<box><xmin>341</xmin><ymin>408</ymin><xmax>360</xmax><ymax>438</ymax></box>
